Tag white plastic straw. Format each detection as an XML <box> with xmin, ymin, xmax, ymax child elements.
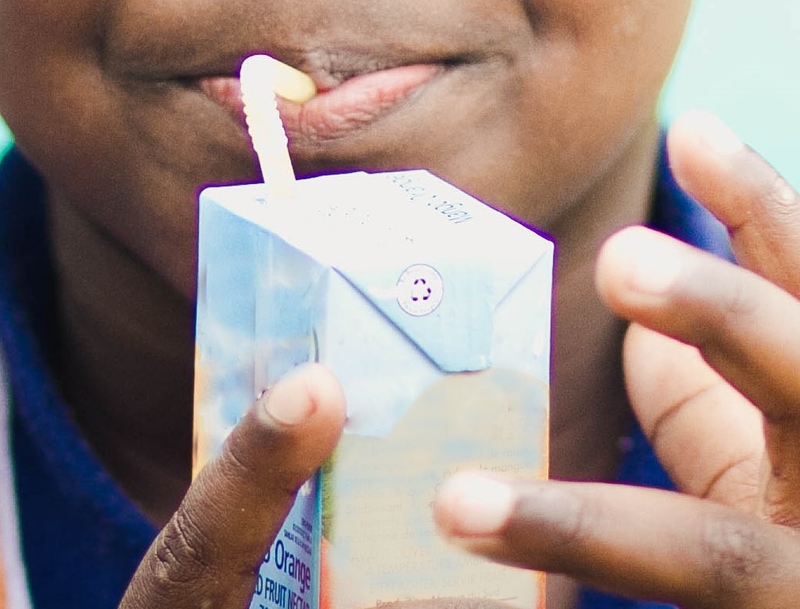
<box><xmin>240</xmin><ymin>54</ymin><xmax>296</xmax><ymax>198</ymax></box>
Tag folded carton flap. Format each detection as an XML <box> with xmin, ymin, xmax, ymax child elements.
<box><xmin>337</xmin><ymin>260</ymin><xmax>491</xmax><ymax>372</ymax></box>
<box><xmin>200</xmin><ymin>171</ymin><xmax>553</xmax><ymax>375</ymax></box>
<box><xmin>338</xmin><ymin>246</ymin><xmax>547</xmax><ymax>373</ymax></box>
<box><xmin>314</xmin><ymin>170</ymin><xmax>551</xmax><ymax>374</ymax></box>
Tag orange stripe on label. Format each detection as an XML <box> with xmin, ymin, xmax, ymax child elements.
<box><xmin>0</xmin><ymin>546</ymin><xmax>8</xmax><ymax>609</ymax></box>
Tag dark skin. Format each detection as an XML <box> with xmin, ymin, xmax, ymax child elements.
<box><xmin>1</xmin><ymin>0</ymin><xmax>800</xmax><ymax>607</ymax></box>
<box><xmin>1</xmin><ymin>0</ymin><xmax>682</xmax><ymax>524</ymax></box>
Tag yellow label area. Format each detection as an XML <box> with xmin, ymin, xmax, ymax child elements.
<box><xmin>325</xmin><ymin>369</ymin><xmax>548</xmax><ymax>609</ymax></box>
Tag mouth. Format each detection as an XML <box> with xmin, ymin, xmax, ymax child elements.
<box><xmin>193</xmin><ymin>52</ymin><xmax>460</xmax><ymax>144</ymax></box>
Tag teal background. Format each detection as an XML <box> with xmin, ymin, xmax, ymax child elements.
<box><xmin>0</xmin><ymin>116</ymin><xmax>9</xmax><ymax>157</ymax></box>
<box><xmin>0</xmin><ymin>0</ymin><xmax>797</xmax><ymax>186</ymax></box>
<box><xmin>660</xmin><ymin>0</ymin><xmax>800</xmax><ymax>189</ymax></box>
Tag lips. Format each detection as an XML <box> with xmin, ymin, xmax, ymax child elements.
<box><xmin>197</xmin><ymin>62</ymin><xmax>443</xmax><ymax>143</ymax></box>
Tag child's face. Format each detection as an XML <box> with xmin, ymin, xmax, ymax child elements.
<box><xmin>0</xmin><ymin>0</ymin><xmax>691</xmax><ymax>297</ymax></box>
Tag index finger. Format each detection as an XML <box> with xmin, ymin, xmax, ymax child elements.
<box><xmin>119</xmin><ymin>364</ymin><xmax>346</xmax><ymax>608</ymax></box>
<box><xmin>668</xmin><ymin>110</ymin><xmax>800</xmax><ymax>297</ymax></box>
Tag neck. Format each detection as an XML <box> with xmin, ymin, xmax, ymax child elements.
<box><xmin>49</xmin><ymin>194</ymin><xmax>195</xmax><ymax>526</ymax></box>
<box><xmin>541</xmin><ymin>118</ymin><xmax>662</xmax><ymax>609</ymax></box>
<box><xmin>547</xmin><ymin>119</ymin><xmax>662</xmax><ymax>482</ymax></box>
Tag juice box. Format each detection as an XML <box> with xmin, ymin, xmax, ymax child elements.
<box><xmin>193</xmin><ymin>169</ymin><xmax>553</xmax><ymax>609</ymax></box>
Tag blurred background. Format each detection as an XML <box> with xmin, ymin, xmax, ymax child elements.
<box><xmin>0</xmin><ymin>0</ymin><xmax>797</xmax><ymax>186</ymax></box>
<box><xmin>0</xmin><ymin>112</ymin><xmax>9</xmax><ymax>157</ymax></box>
<box><xmin>660</xmin><ymin>0</ymin><xmax>799</xmax><ymax>189</ymax></box>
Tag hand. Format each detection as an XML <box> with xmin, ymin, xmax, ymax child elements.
<box><xmin>433</xmin><ymin>111</ymin><xmax>800</xmax><ymax>607</ymax></box>
<box><xmin>119</xmin><ymin>363</ymin><xmax>346</xmax><ymax>608</ymax></box>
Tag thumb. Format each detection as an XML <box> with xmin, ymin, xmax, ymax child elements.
<box><xmin>120</xmin><ymin>363</ymin><xmax>346</xmax><ymax>608</ymax></box>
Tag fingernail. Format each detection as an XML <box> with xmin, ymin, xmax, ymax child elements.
<box><xmin>259</xmin><ymin>370</ymin><xmax>316</xmax><ymax>426</ymax></box>
<box><xmin>684</xmin><ymin>110</ymin><xmax>744</xmax><ymax>156</ymax></box>
<box><xmin>612</xmin><ymin>228</ymin><xmax>683</xmax><ymax>295</ymax></box>
<box><xmin>435</xmin><ymin>473</ymin><xmax>516</xmax><ymax>537</ymax></box>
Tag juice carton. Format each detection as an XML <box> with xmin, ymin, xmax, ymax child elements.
<box><xmin>193</xmin><ymin>168</ymin><xmax>553</xmax><ymax>609</ymax></box>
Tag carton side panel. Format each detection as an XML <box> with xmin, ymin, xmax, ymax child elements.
<box><xmin>491</xmin><ymin>247</ymin><xmax>554</xmax><ymax>385</ymax></box>
<box><xmin>193</xmin><ymin>197</ymin><xmax>260</xmax><ymax>473</ymax></box>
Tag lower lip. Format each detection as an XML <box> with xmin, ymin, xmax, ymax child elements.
<box><xmin>198</xmin><ymin>63</ymin><xmax>442</xmax><ymax>142</ymax></box>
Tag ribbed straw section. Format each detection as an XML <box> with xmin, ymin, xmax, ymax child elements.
<box><xmin>240</xmin><ymin>54</ymin><xmax>296</xmax><ymax>198</ymax></box>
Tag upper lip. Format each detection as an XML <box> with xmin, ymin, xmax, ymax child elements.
<box><xmin>112</xmin><ymin>42</ymin><xmax>483</xmax><ymax>91</ymax></box>
<box><xmin>103</xmin><ymin>3</ymin><xmax>516</xmax><ymax>89</ymax></box>
<box><xmin>289</xmin><ymin>48</ymin><xmax>476</xmax><ymax>91</ymax></box>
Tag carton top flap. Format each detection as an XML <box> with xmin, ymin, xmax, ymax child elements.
<box><xmin>201</xmin><ymin>171</ymin><xmax>553</xmax><ymax>372</ymax></box>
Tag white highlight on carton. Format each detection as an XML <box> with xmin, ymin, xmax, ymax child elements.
<box><xmin>240</xmin><ymin>54</ymin><xmax>296</xmax><ymax>198</ymax></box>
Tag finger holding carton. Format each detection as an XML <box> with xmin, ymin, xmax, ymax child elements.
<box><xmin>121</xmin><ymin>364</ymin><xmax>346</xmax><ymax>609</ymax></box>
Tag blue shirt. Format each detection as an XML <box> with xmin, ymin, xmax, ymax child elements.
<box><xmin>0</xmin><ymin>142</ymin><xmax>732</xmax><ymax>608</ymax></box>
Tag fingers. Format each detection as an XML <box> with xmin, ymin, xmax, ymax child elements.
<box><xmin>596</xmin><ymin>226</ymin><xmax>800</xmax><ymax>426</ymax></box>
<box><xmin>434</xmin><ymin>474</ymin><xmax>800</xmax><ymax>608</ymax></box>
<box><xmin>120</xmin><ymin>363</ymin><xmax>346</xmax><ymax>609</ymax></box>
<box><xmin>598</xmin><ymin>112</ymin><xmax>800</xmax><ymax>523</ymax></box>
<box><xmin>668</xmin><ymin>110</ymin><xmax>800</xmax><ymax>296</ymax></box>
<box><xmin>596</xmin><ymin>227</ymin><xmax>800</xmax><ymax>522</ymax></box>
<box><xmin>622</xmin><ymin>322</ymin><xmax>764</xmax><ymax>511</ymax></box>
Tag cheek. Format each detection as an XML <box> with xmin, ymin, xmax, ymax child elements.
<box><xmin>518</xmin><ymin>0</ymin><xmax>691</xmax><ymax>109</ymax></box>
<box><xmin>0</xmin><ymin>3</ymin><xmax>256</xmax><ymax>300</ymax></box>
<box><xmin>495</xmin><ymin>0</ymin><xmax>692</xmax><ymax>210</ymax></box>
